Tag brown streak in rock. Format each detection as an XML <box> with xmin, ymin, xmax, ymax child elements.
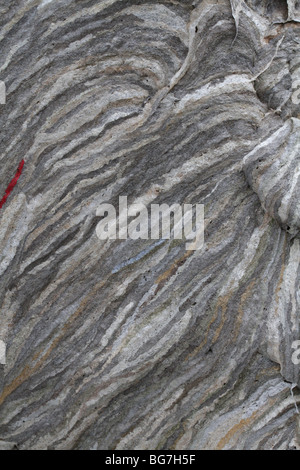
<box><xmin>154</xmin><ymin>250</ymin><xmax>193</xmax><ymax>295</ymax></box>
<box><xmin>0</xmin><ymin>279</ymin><xmax>106</xmax><ymax>407</ymax></box>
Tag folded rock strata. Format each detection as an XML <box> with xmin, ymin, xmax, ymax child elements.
<box><xmin>0</xmin><ymin>0</ymin><xmax>299</xmax><ymax>450</ymax></box>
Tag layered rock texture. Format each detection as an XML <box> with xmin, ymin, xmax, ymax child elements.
<box><xmin>0</xmin><ymin>0</ymin><xmax>300</xmax><ymax>450</ymax></box>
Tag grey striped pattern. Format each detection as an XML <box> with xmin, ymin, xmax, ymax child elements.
<box><xmin>0</xmin><ymin>0</ymin><xmax>300</xmax><ymax>450</ymax></box>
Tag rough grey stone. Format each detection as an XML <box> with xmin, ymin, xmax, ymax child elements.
<box><xmin>0</xmin><ymin>0</ymin><xmax>299</xmax><ymax>450</ymax></box>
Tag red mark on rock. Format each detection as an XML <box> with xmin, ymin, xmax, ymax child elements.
<box><xmin>0</xmin><ymin>160</ymin><xmax>25</xmax><ymax>210</ymax></box>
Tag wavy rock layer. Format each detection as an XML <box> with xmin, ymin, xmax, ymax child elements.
<box><xmin>243</xmin><ymin>118</ymin><xmax>300</xmax><ymax>236</ymax></box>
<box><xmin>0</xmin><ymin>0</ymin><xmax>299</xmax><ymax>450</ymax></box>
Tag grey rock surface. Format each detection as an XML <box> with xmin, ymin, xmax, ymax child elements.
<box><xmin>0</xmin><ymin>0</ymin><xmax>300</xmax><ymax>450</ymax></box>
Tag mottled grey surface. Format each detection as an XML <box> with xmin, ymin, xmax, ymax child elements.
<box><xmin>0</xmin><ymin>0</ymin><xmax>300</xmax><ymax>450</ymax></box>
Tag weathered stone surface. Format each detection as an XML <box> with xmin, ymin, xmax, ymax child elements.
<box><xmin>0</xmin><ymin>0</ymin><xmax>299</xmax><ymax>450</ymax></box>
<box><xmin>0</xmin><ymin>440</ymin><xmax>18</xmax><ymax>450</ymax></box>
